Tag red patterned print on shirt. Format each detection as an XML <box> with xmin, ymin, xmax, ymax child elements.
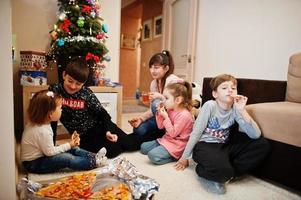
<box><xmin>62</xmin><ymin>98</ymin><xmax>85</xmax><ymax>110</ymax></box>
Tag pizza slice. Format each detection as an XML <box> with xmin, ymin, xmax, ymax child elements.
<box><xmin>36</xmin><ymin>172</ymin><xmax>96</xmax><ymax>200</ymax></box>
<box><xmin>91</xmin><ymin>182</ymin><xmax>132</xmax><ymax>200</ymax></box>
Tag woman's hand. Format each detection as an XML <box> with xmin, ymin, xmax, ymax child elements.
<box><xmin>128</xmin><ymin>117</ymin><xmax>142</xmax><ymax>128</ymax></box>
<box><xmin>106</xmin><ymin>131</ymin><xmax>118</xmax><ymax>142</ymax></box>
<box><xmin>174</xmin><ymin>158</ymin><xmax>189</xmax><ymax>171</ymax></box>
<box><xmin>149</xmin><ymin>92</ymin><xmax>161</xmax><ymax>101</ymax></box>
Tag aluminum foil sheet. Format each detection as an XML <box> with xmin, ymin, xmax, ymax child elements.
<box><xmin>103</xmin><ymin>157</ymin><xmax>160</xmax><ymax>199</ymax></box>
<box><xmin>17</xmin><ymin>157</ymin><xmax>159</xmax><ymax>200</ymax></box>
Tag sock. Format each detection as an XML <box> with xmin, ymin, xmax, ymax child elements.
<box><xmin>198</xmin><ymin>177</ymin><xmax>226</xmax><ymax>195</ymax></box>
<box><xmin>95</xmin><ymin>147</ymin><xmax>107</xmax><ymax>167</ymax></box>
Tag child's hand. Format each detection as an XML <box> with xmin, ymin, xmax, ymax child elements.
<box><xmin>71</xmin><ymin>131</ymin><xmax>79</xmax><ymax>139</ymax></box>
<box><xmin>106</xmin><ymin>131</ymin><xmax>118</xmax><ymax>142</ymax></box>
<box><xmin>232</xmin><ymin>94</ymin><xmax>248</xmax><ymax>111</ymax></box>
<box><xmin>128</xmin><ymin>118</ymin><xmax>142</xmax><ymax>128</ymax></box>
<box><xmin>232</xmin><ymin>94</ymin><xmax>253</xmax><ymax>122</ymax></box>
<box><xmin>70</xmin><ymin>131</ymin><xmax>80</xmax><ymax>147</ymax></box>
<box><xmin>157</xmin><ymin>103</ymin><xmax>168</xmax><ymax>119</ymax></box>
<box><xmin>174</xmin><ymin>158</ymin><xmax>189</xmax><ymax>171</ymax></box>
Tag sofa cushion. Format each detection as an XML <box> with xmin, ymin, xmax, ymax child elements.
<box><xmin>246</xmin><ymin>101</ymin><xmax>301</xmax><ymax>147</ymax></box>
<box><xmin>286</xmin><ymin>52</ymin><xmax>301</xmax><ymax>103</ymax></box>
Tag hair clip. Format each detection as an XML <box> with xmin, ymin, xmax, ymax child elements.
<box><xmin>46</xmin><ymin>91</ymin><xmax>54</xmax><ymax>98</ymax></box>
<box><xmin>162</xmin><ymin>50</ymin><xmax>167</xmax><ymax>55</ymax></box>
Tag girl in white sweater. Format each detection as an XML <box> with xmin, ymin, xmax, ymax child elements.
<box><xmin>21</xmin><ymin>90</ymin><xmax>106</xmax><ymax>173</ymax></box>
<box><xmin>129</xmin><ymin>50</ymin><xmax>182</xmax><ymax>136</ymax></box>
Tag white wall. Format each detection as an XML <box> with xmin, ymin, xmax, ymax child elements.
<box><xmin>194</xmin><ymin>0</ymin><xmax>301</xmax><ymax>84</ymax></box>
<box><xmin>0</xmin><ymin>0</ymin><xmax>17</xmax><ymax>199</ymax></box>
<box><xmin>12</xmin><ymin>0</ymin><xmax>121</xmax><ymax>82</ymax></box>
<box><xmin>101</xmin><ymin>0</ymin><xmax>121</xmax><ymax>82</ymax></box>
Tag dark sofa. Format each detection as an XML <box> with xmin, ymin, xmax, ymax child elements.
<box><xmin>201</xmin><ymin>77</ymin><xmax>301</xmax><ymax>192</ymax></box>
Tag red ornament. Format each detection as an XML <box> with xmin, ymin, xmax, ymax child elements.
<box><xmin>82</xmin><ymin>5</ymin><xmax>92</xmax><ymax>13</ymax></box>
<box><xmin>86</xmin><ymin>53</ymin><xmax>100</xmax><ymax>63</ymax></box>
<box><xmin>96</xmin><ymin>33</ymin><xmax>104</xmax><ymax>39</ymax></box>
<box><xmin>60</xmin><ymin>19</ymin><xmax>72</xmax><ymax>33</ymax></box>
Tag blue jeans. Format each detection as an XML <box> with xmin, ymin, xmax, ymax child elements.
<box><xmin>140</xmin><ymin>140</ymin><xmax>175</xmax><ymax>165</ymax></box>
<box><xmin>23</xmin><ymin>147</ymin><xmax>96</xmax><ymax>174</ymax></box>
<box><xmin>134</xmin><ymin>99</ymin><xmax>162</xmax><ymax>136</ymax></box>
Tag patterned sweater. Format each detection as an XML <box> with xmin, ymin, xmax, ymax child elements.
<box><xmin>49</xmin><ymin>83</ymin><xmax>115</xmax><ymax>137</ymax></box>
<box><xmin>182</xmin><ymin>100</ymin><xmax>261</xmax><ymax>159</ymax></box>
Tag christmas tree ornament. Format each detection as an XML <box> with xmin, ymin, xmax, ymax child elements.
<box><xmin>69</xmin><ymin>0</ymin><xmax>75</xmax><ymax>5</ymax></box>
<box><xmin>104</xmin><ymin>55</ymin><xmax>111</xmax><ymax>62</ymax></box>
<box><xmin>96</xmin><ymin>33</ymin><xmax>103</xmax><ymax>39</ymax></box>
<box><xmin>82</xmin><ymin>5</ymin><xmax>92</xmax><ymax>13</ymax></box>
<box><xmin>60</xmin><ymin>19</ymin><xmax>71</xmax><ymax>32</ymax></box>
<box><xmin>58</xmin><ymin>12</ymin><xmax>66</xmax><ymax>21</ymax></box>
<box><xmin>91</xmin><ymin>11</ymin><xmax>96</xmax><ymax>18</ymax></box>
<box><xmin>57</xmin><ymin>39</ymin><xmax>65</xmax><ymax>46</ymax></box>
<box><xmin>50</xmin><ymin>31</ymin><xmax>58</xmax><ymax>40</ymax></box>
<box><xmin>102</xmin><ymin>24</ymin><xmax>108</xmax><ymax>33</ymax></box>
<box><xmin>77</xmin><ymin>16</ymin><xmax>85</xmax><ymax>27</ymax></box>
<box><xmin>86</xmin><ymin>52</ymin><xmax>100</xmax><ymax>63</ymax></box>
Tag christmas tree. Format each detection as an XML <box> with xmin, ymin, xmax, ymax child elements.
<box><xmin>46</xmin><ymin>0</ymin><xmax>110</xmax><ymax>84</ymax></box>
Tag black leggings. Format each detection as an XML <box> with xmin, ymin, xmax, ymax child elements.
<box><xmin>80</xmin><ymin>123</ymin><xmax>164</xmax><ymax>158</ymax></box>
<box><xmin>192</xmin><ymin>133</ymin><xmax>270</xmax><ymax>183</ymax></box>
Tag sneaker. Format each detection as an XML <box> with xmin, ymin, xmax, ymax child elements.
<box><xmin>95</xmin><ymin>147</ymin><xmax>107</xmax><ymax>167</ymax></box>
<box><xmin>198</xmin><ymin>177</ymin><xmax>226</xmax><ymax>194</ymax></box>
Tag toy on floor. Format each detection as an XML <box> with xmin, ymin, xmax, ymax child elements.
<box><xmin>191</xmin><ymin>82</ymin><xmax>202</xmax><ymax>117</ymax></box>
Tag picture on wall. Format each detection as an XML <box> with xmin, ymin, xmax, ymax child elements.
<box><xmin>154</xmin><ymin>15</ymin><xmax>162</xmax><ymax>38</ymax></box>
<box><xmin>142</xmin><ymin>19</ymin><xmax>152</xmax><ymax>41</ymax></box>
<box><xmin>120</xmin><ymin>34</ymin><xmax>136</xmax><ymax>49</ymax></box>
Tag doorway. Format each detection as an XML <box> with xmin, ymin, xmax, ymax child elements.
<box><xmin>120</xmin><ymin>1</ymin><xmax>142</xmax><ymax>100</ymax></box>
<box><xmin>120</xmin><ymin>0</ymin><xmax>164</xmax><ymax>100</ymax></box>
<box><xmin>163</xmin><ymin>0</ymin><xmax>198</xmax><ymax>82</ymax></box>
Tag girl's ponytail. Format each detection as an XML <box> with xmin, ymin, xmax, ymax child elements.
<box><xmin>162</xmin><ymin>50</ymin><xmax>174</xmax><ymax>70</ymax></box>
<box><xmin>183</xmin><ymin>81</ymin><xmax>193</xmax><ymax>111</ymax></box>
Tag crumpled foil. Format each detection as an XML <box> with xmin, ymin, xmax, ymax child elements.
<box><xmin>17</xmin><ymin>177</ymin><xmax>48</xmax><ymax>200</ymax></box>
<box><xmin>17</xmin><ymin>157</ymin><xmax>159</xmax><ymax>200</ymax></box>
<box><xmin>102</xmin><ymin>157</ymin><xmax>160</xmax><ymax>200</ymax></box>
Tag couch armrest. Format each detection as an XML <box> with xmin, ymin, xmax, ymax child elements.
<box><xmin>202</xmin><ymin>77</ymin><xmax>287</xmax><ymax>105</ymax></box>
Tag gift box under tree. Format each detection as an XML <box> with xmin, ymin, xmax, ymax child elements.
<box><xmin>20</xmin><ymin>51</ymin><xmax>47</xmax><ymax>70</ymax></box>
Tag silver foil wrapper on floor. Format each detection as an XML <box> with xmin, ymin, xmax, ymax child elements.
<box><xmin>17</xmin><ymin>157</ymin><xmax>159</xmax><ymax>200</ymax></box>
<box><xmin>100</xmin><ymin>157</ymin><xmax>160</xmax><ymax>200</ymax></box>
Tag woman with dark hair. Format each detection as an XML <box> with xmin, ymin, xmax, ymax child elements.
<box><xmin>129</xmin><ymin>50</ymin><xmax>183</xmax><ymax>136</ymax></box>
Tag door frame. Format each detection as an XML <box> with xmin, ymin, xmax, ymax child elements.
<box><xmin>162</xmin><ymin>0</ymin><xmax>198</xmax><ymax>82</ymax></box>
